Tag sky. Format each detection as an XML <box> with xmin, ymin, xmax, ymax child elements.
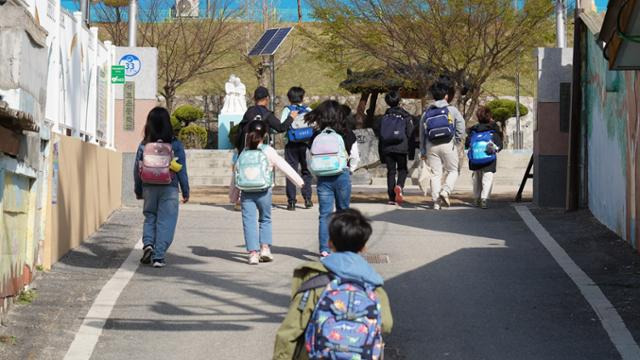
<box><xmin>61</xmin><ymin>0</ymin><xmax>611</xmax><ymax>23</ymax></box>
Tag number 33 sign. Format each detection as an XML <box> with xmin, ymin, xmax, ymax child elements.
<box><xmin>119</xmin><ymin>54</ymin><xmax>142</xmax><ymax>77</ymax></box>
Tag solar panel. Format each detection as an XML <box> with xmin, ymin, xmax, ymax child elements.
<box><xmin>248</xmin><ymin>27</ymin><xmax>293</xmax><ymax>57</ymax></box>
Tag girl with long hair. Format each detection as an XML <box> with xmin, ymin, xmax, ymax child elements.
<box><xmin>134</xmin><ymin>106</ymin><xmax>190</xmax><ymax>268</ymax></box>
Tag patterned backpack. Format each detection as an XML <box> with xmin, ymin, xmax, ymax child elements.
<box><xmin>139</xmin><ymin>140</ymin><xmax>174</xmax><ymax>185</ymax></box>
<box><xmin>234</xmin><ymin>144</ymin><xmax>272</xmax><ymax>192</ymax></box>
<box><xmin>309</xmin><ymin>128</ymin><xmax>348</xmax><ymax>177</ymax></box>
<box><xmin>301</xmin><ymin>275</ymin><xmax>384</xmax><ymax>360</ymax></box>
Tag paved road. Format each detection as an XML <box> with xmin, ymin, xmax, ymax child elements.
<box><xmin>86</xmin><ymin>202</ymin><xmax>619</xmax><ymax>360</ymax></box>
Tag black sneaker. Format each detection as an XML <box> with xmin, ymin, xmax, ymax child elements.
<box><xmin>287</xmin><ymin>202</ymin><xmax>296</xmax><ymax>211</ymax></box>
<box><xmin>152</xmin><ymin>259</ymin><xmax>166</xmax><ymax>268</ymax></box>
<box><xmin>140</xmin><ymin>245</ymin><xmax>153</xmax><ymax>265</ymax></box>
<box><xmin>304</xmin><ymin>199</ymin><xmax>313</xmax><ymax>209</ymax></box>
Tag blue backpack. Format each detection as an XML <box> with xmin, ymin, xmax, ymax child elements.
<box><xmin>423</xmin><ymin>106</ymin><xmax>455</xmax><ymax>142</ymax></box>
<box><xmin>467</xmin><ymin>130</ymin><xmax>497</xmax><ymax>166</ymax></box>
<box><xmin>380</xmin><ymin>113</ymin><xmax>406</xmax><ymax>145</ymax></box>
<box><xmin>299</xmin><ymin>274</ymin><xmax>384</xmax><ymax>360</ymax></box>
<box><xmin>287</xmin><ymin>105</ymin><xmax>313</xmax><ymax>142</ymax></box>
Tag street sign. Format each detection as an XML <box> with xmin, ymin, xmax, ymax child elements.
<box><xmin>111</xmin><ymin>65</ymin><xmax>125</xmax><ymax>84</ymax></box>
<box><xmin>123</xmin><ymin>82</ymin><xmax>135</xmax><ymax>131</ymax></box>
<box><xmin>119</xmin><ymin>54</ymin><xmax>142</xmax><ymax>77</ymax></box>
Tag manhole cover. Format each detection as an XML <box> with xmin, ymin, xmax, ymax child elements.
<box><xmin>363</xmin><ymin>253</ymin><xmax>390</xmax><ymax>264</ymax></box>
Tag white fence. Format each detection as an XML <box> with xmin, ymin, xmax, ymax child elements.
<box><xmin>21</xmin><ymin>0</ymin><xmax>116</xmax><ymax>148</ymax></box>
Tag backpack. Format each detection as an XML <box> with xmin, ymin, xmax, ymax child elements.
<box><xmin>234</xmin><ymin>144</ymin><xmax>272</xmax><ymax>192</ymax></box>
<box><xmin>298</xmin><ymin>274</ymin><xmax>384</xmax><ymax>360</ymax></box>
<box><xmin>287</xmin><ymin>105</ymin><xmax>314</xmax><ymax>142</ymax></box>
<box><xmin>380</xmin><ymin>112</ymin><xmax>406</xmax><ymax>145</ymax></box>
<box><xmin>467</xmin><ymin>130</ymin><xmax>497</xmax><ymax>166</ymax></box>
<box><xmin>310</xmin><ymin>128</ymin><xmax>348</xmax><ymax>176</ymax></box>
<box><xmin>139</xmin><ymin>140</ymin><xmax>174</xmax><ymax>185</ymax></box>
<box><xmin>423</xmin><ymin>106</ymin><xmax>455</xmax><ymax>143</ymax></box>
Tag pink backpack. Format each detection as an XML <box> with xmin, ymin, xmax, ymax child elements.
<box><xmin>139</xmin><ymin>141</ymin><xmax>174</xmax><ymax>185</ymax></box>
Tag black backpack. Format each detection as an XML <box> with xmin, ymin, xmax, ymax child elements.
<box><xmin>380</xmin><ymin>113</ymin><xmax>406</xmax><ymax>145</ymax></box>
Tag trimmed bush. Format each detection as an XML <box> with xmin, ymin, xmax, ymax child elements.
<box><xmin>170</xmin><ymin>115</ymin><xmax>183</xmax><ymax>134</ymax></box>
<box><xmin>179</xmin><ymin>123</ymin><xmax>208</xmax><ymax>149</ymax></box>
<box><xmin>485</xmin><ymin>99</ymin><xmax>528</xmax><ymax>128</ymax></box>
<box><xmin>173</xmin><ymin>104</ymin><xmax>204</xmax><ymax>126</ymax></box>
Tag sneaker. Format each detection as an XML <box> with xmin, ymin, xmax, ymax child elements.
<box><xmin>439</xmin><ymin>190</ymin><xmax>451</xmax><ymax>207</ymax></box>
<box><xmin>387</xmin><ymin>201</ymin><xmax>397</xmax><ymax>206</ymax></box>
<box><xmin>259</xmin><ymin>245</ymin><xmax>274</xmax><ymax>262</ymax></box>
<box><xmin>481</xmin><ymin>199</ymin><xmax>488</xmax><ymax>209</ymax></box>
<box><xmin>152</xmin><ymin>259</ymin><xmax>165</xmax><ymax>268</ymax></box>
<box><xmin>394</xmin><ymin>185</ymin><xmax>404</xmax><ymax>205</ymax></box>
<box><xmin>233</xmin><ymin>202</ymin><xmax>241</xmax><ymax>211</ymax></box>
<box><xmin>287</xmin><ymin>202</ymin><xmax>296</xmax><ymax>211</ymax></box>
<box><xmin>304</xmin><ymin>199</ymin><xmax>313</xmax><ymax>209</ymax></box>
<box><xmin>248</xmin><ymin>251</ymin><xmax>259</xmax><ymax>265</ymax></box>
<box><xmin>433</xmin><ymin>199</ymin><xmax>441</xmax><ymax>210</ymax></box>
<box><xmin>320</xmin><ymin>251</ymin><xmax>330</xmax><ymax>258</ymax></box>
<box><xmin>474</xmin><ymin>198</ymin><xmax>481</xmax><ymax>207</ymax></box>
<box><xmin>140</xmin><ymin>245</ymin><xmax>153</xmax><ymax>265</ymax></box>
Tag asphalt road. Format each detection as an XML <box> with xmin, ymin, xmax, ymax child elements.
<box><xmin>80</xmin><ymin>202</ymin><xmax>621</xmax><ymax>360</ymax></box>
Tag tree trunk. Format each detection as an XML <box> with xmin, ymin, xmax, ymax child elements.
<box><xmin>356</xmin><ymin>92</ymin><xmax>370</xmax><ymax>129</ymax></box>
<box><xmin>365</xmin><ymin>91</ymin><xmax>379</xmax><ymax>128</ymax></box>
<box><xmin>164</xmin><ymin>86</ymin><xmax>176</xmax><ymax>113</ymax></box>
<box><xmin>297</xmin><ymin>0</ymin><xmax>303</xmax><ymax>23</ymax></box>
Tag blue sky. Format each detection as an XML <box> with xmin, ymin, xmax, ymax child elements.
<box><xmin>62</xmin><ymin>0</ymin><xmax>611</xmax><ymax>23</ymax></box>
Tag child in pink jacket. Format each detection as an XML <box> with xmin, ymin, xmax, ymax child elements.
<box><xmin>239</xmin><ymin>120</ymin><xmax>304</xmax><ymax>265</ymax></box>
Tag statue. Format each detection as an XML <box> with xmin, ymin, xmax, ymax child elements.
<box><xmin>221</xmin><ymin>75</ymin><xmax>247</xmax><ymax>115</ymax></box>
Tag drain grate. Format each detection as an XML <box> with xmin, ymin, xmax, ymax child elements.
<box><xmin>363</xmin><ymin>253</ymin><xmax>390</xmax><ymax>264</ymax></box>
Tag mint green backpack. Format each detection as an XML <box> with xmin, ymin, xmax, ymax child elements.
<box><xmin>235</xmin><ymin>145</ymin><xmax>272</xmax><ymax>192</ymax></box>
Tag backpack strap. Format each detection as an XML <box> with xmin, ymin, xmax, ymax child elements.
<box><xmin>296</xmin><ymin>273</ymin><xmax>333</xmax><ymax>294</ymax></box>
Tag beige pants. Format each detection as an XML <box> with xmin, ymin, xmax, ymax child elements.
<box><xmin>472</xmin><ymin>170</ymin><xmax>494</xmax><ymax>200</ymax></box>
<box><xmin>427</xmin><ymin>141</ymin><xmax>459</xmax><ymax>202</ymax></box>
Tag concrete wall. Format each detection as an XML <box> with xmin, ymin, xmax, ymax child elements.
<box><xmin>44</xmin><ymin>134</ymin><xmax>122</xmax><ymax>267</ymax></box>
<box><xmin>582</xmin><ymin>29</ymin><xmax>640</xmax><ymax>247</ymax></box>
<box><xmin>114</xmin><ymin>99</ymin><xmax>158</xmax><ymax>153</ymax></box>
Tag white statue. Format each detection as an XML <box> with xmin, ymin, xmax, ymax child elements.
<box><xmin>221</xmin><ymin>75</ymin><xmax>247</xmax><ymax>115</ymax></box>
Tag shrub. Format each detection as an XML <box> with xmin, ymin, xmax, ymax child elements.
<box><xmin>485</xmin><ymin>99</ymin><xmax>529</xmax><ymax>129</ymax></box>
<box><xmin>172</xmin><ymin>104</ymin><xmax>204</xmax><ymax>126</ymax></box>
<box><xmin>228</xmin><ymin>123</ymin><xmax>241</xmax><ymax>148</ymax></box>
<box><xmin>170</xmin><ymin>115</ymin><xmax>183</xmax><ymax>134</ymax></box>
<box><xmin>179</xmin><ymin>123</ymin><xmax>208</xmax><ymax>149</ymax></box>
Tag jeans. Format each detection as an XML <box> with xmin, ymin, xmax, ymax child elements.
<box><xmin>143</xmin><ymin>185</ymin><xmax>180</xmax><ymax>260</ymax></box>
<box><xmin>384</xmin><ymin>153</ymin><xmax>408</xmax><ymax>201</ymax></box>
<box><xmin>317</xmin><ymin>171</ymin><xmax>351</xmax><ymax>253</ymax></box>
<box><xmin>285</xmin><ymin>142</ymin><xmax>313</xmax><ymax>203</ymax></box>
<box><xmin>241</xmin><ymin>189</ymin><xmax>273</xmax><ymax>252</ymax></box>
<box><xmin>473</xmin><ymin>170</ymin><xmax>495</xmax><ymax>200</ymax></box>
<box><xmin>427</xmin><ymin>140</ymin><xmax>459</xmax><ymax>202</ymax></box>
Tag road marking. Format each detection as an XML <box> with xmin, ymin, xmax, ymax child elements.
<box><xmin>64</xmin><ymin>239</ymin><xmax>142</xmax><ymax>360</ymax></box>
<box><xmin>515</xmin><ymin>205</ymin><xmax>640</xmax><ymax>360</ymax></box>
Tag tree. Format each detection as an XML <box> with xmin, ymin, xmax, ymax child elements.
<box><xmin>306</xmin><ymin>0</ymin><xmax>554</xmax><ymax>121</ymax></box>
<box><xmin>486</xmin><ymin>98</ymin><xmax>528</xmax><ymax>132</ymax></box>
<box><xmin>138</xmin><ymin>0</ymin><xmax>240</xmax><ymax>111</ymax></box>
<box><xmin>93</xmin><ymin>0</ymin><xmax>129</xmax><ymax>45</ymax></box>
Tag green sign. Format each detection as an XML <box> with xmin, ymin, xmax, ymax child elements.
<box><xmin>111</xmin><ymin>65</ymin><xmax>125</xmax><ymax>84</ymax></box>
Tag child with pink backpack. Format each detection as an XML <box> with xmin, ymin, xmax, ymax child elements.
<box><xmin>134</xmin><ymin>107</ymin><xmax>190</xmax><ymax>268</ymax></box>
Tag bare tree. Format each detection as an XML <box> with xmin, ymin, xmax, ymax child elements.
<box><xmin>137</xmin><ymin>0</ymin><xmax>240</xmax><ymax>111</ymax></box>
<box><xmin>307</xmin><ymin>0</ymin><xmax>554</xmax><ymax>120</ymax></box>
<box><xmin>93</xmin><ymin>0</ymin><xmax>129</xmax><ymax>45</ymax></box>
<box><xmin>297</xmin><ymin>0</ymin><xmax>302</xmax><ymax>23</ymax></box>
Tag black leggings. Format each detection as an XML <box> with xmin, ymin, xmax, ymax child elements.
<box><xmin>384</xmin><ymin>153</ymin><xmax>408</xmax><ymax>201</ymax></box>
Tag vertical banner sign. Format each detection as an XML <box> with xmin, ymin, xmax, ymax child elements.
<box><xmin>123</xmin><ymin>81</ymin><xmax>135</xmax><ymax>131</ymax></box>
<box><xmin>52</xmin><ymin>141</ymin><xmax>59</xmax><ymax>205</ymax></box>
<box><xmin>96</xmin><ymin>66</ymin><xmax>108</xmax><ymax>140</ymax></box>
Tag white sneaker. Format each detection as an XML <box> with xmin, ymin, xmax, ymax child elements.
<box><xmin>433</xmin><ymin>202</ymin><xmax>441</xmax><ymax>210</ymax></box>
<box><xmin>248</xmin><ymin>251</ymin><xmax>259</xmax><ymax>265</ymax></box>
<box><xmin>439</xmin><ymin>190</ymin><xmax>450</xmax><ymax>207</ymax></box>
<box><xmin>481</xmin><ymin>199</ymin><xmax>488</xmax><ymax>209</ymax></box>
<box><xmin>259</xmin><ymin>246</ymin><xmax>274</xmax><ymax>262</ymax></box>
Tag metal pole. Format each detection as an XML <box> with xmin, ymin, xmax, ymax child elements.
<box><xmin>515</xmin><ymin>51</ymin><xmax>521</xmax><ymax>149</ymax></box>
<box><xmin>556</xmin><ymin>0</ymin><xmax>567</xmax><ymax>48</ymax></box>
<box><xmin>80</xmin><ymin>0</ymin><xmax>87</xmax><ymax>26</ymax></box>
<box><xmin>128</xmin><ymin>0</ymin><xmax>138</xmax><ymax>47</ymax></box>
<box><xmin>269</xmin><ymin>54</ymin><xmax>276</xmax><ymax>111</ymax></box>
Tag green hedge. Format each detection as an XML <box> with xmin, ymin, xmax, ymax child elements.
<box><xmin>178</xmin><ymin>123</ymin><xmax>208</xmax><ymax>149</ymax></box>
<box><xmin>485</xmin><ymin>99</ymin><xmax>529</xmax><ymax>125</ymax></box>
<box><xmin>173</xmin><ymin>104</ymin><xmax>204</xmax><ymax>126</ymax></box>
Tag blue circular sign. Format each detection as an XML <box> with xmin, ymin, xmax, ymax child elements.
<box><xmin>119</xmin><ymin>54</ymin><xmax>142</xmax><ymax>77</ymax></box>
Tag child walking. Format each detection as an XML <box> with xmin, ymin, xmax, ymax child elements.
<box><xmin>134</xmin><ymin>107</ymin><xmax>189</xmax><ymax>268</ymax></box>
<box><xmin>273</xmin><ymin>209</ymin><xmax>393</xmax><ymax>359</ymax></box>
<box><xmin>465</xmin><ymin>106</ymin><xmax>503</xmax><ymax>209</ymax></box>
<box><xmin>235</xmin><ymin>120</ymin><xmax>304</xmax><ymax>265</ymax></box>
<box><xmin>307</xmin><ymin>101</ymin><xmax>359</xmax><ymax>257</ymax></box>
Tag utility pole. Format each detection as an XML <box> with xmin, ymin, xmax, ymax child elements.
<box><xmin>556</xmin><ymin>0</ymin><xmax>567</xmax><ymax>48</ymax></box>
<box><xmin>80</xmin><ymin>0</ymin><xmax>90</xmax><ymax>26</ymax></box>
<box><xmin>515</xmin><ymin>51</ymin><xmax>521</xmax><ymax>149</ymax></box>
<box><xmin>128</xmin><ymin>0</ymin><xmax>138</xmax><ymax>47</ymax></box>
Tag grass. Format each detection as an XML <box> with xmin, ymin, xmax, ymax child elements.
<box><xmin>16</xmin><ymin>289</ymin><xmax>37</xmax><ymax>305</ymax></box>
<box><xmin>35</xmin><ymin>265</ymin><xmax>44</xmax><ymax>272</ymax></box>
<box><xmin>0</xmin><ymin>335</ymin><xmax>17</xmax><ymax>346</ymax></box>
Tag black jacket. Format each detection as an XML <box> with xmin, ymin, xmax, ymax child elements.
<box><xmin>465</xmin><ymin>122</ymin><xmax>503</xmax><ymax>172</ymax></box>
<box><xmin>235</xmin><ymin>105</ymin><xmax>293</xmax><ymax>152</ymax></box>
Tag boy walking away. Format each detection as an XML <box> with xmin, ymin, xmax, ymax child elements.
<box><xmin>281</xmin><ymin>87</ymin><xmax>314</xmax><ymax>211</ymax></box>
<box><xmin>465</xmin><ymin>106</ymin><xmax>503</xmax><ymax>209</ymax></box>
<box><xmin>235</xmin><ymin>86</ymin><xmax>296</xmax><ymax>153</ymax></box>
<box><xmin>273</xmin><ymin>209</ymin><xmax>393</xmax><ymax>360</ymax></box>
<box><xmin>419</xmin><ymin>79</ymin><xmax>465</xmax><ymax>210</ymax></box>
<box><xmin>379</xmin><ymin>90</ymin><xmax>414</xmax><ymax>205</ymax></box>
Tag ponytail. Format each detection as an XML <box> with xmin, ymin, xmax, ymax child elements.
<box><xmin>245</xmin><ymin>120</ymin><xmax>267</xmax><ymax>150</ymax></box>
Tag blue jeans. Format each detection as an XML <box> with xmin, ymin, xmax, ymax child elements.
<box><xmin>317</xmin><ymin>171</ymin><xmax>352</xmax><ymax>253</ymax></box>
<box><xmin>142</xmin><ymin>185</ymin><xmax>180</xmax><ymax>260</ymax></box>
<box><xmin>241</xmin><ymin>189</ymin><xmax>273</xmax><ymax>252</ymax></box>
